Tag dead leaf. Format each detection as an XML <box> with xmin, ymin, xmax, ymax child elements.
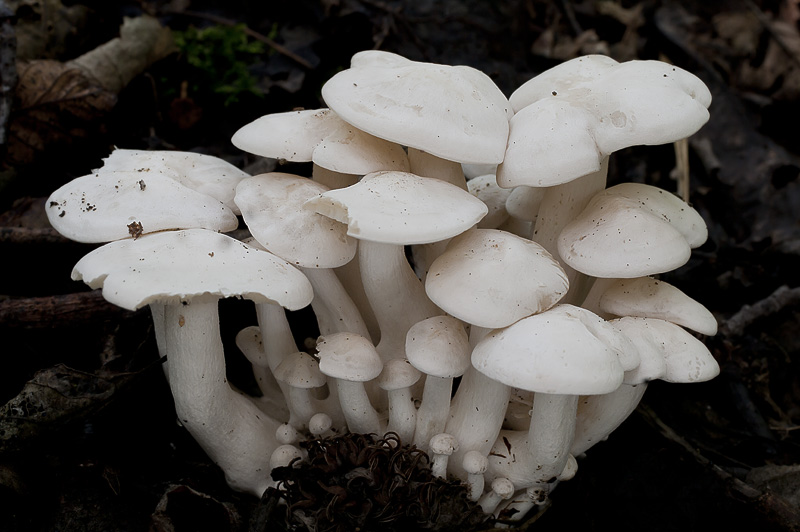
<box><xmin>5</xmin><ymin>60</ymin><xmax>116</xmax><ymax>166</ymax></box>
<box><xmin>7</xmin><ymin>0</ymin><xmax>90</xmax><ymax>61</ymax></box>
<box><xmin>0</xmin><ymin>364</ymin><xmax>131</xmax><ymax>453</ymax></box>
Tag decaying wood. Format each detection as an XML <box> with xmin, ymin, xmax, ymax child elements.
<box><xmin>0</xmin><ymin>291</ymin><xmax>129</xmax><ymax>328</ymax></box>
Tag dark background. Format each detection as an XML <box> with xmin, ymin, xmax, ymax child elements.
<box><xmin>0</xmin><ymin>0</ymin><xmax>799</xmax><ymax>530</ymax></box>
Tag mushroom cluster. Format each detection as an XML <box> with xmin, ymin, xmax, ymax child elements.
<box><xmin>45</xmin><ymin>51</ymin><xmax>719</xmax><ymax>522</ymax></box>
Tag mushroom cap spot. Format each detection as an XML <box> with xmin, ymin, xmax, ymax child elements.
<box><xmin>98</xmin><ymin>149</ymin><xmax>250</xmax><ymax>214</ymax></box>
<box><xmin>472</xmin><ymin>305</ymin><xmax>624</xmax><ymax>395</ymax></box>
<box><xmin>274</xmin><ymin>352</ymin><xmax>326</xmax><ymax>388</ymax></box>
<box><xmin>231</xmin><ymin>108</ymin><xmax>339</xmax><ymax>162</ymax></box>
<box><xmin>600</xmin><ymin>277</ymin><xmax>717</xmax><ymax>336</ymax></box>
<box><xmin>405</xmin><ymin>315</ymin><xmax>470</xmax><ymax>378</ymax></box>
<box><xmin>235</xmin><ymin>173</ymin><xmax>356</xmax><ymax>268</ymax></box>
<box><xmin>612</xmin><ymin>317</ymin><xmax>719</xmax><ymax>384</ymax></box>
<box><xmin>316</xmin><ymin>332</ymin><xmax>383</xmax><ymax>381</ymax></box>
<box><xmin>557</xmin><ymin>194</ymin><xmax>691</xmax><ymax>279</ymax></box>
<box><xmin>426</xmin><ymin>229</ymin><xmax>568</xmax><ymax>328</ymax></box>
<box><xmin>322</xmin><ymin>50</ymin><xmax>510</xmax><ymax>165</ymax></box>
<box><xmin>304</xmin><ymin>171</ymin><xmax>488</xmax><ymax>245</ymax></box>
<box><xmin>376</xmin><ymin>358</ymin><xmax>422</xmax><ymax>390</ymax></box>
<box><xmin>46</xmin><ymin>170</ymin><xmax>238</xmax><ymax>243</ymax></box>
<box><xmin>71</xmin><ymin>229</ymin><xmax>313</xmax><ymax>311</ymax></box>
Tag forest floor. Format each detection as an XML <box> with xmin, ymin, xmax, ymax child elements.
<box><xmin>0</xmin><ymin>0</ymin><xmax>799</xmax><ymax>531</ymax></box>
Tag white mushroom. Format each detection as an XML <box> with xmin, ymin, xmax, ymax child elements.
<box><xmin>429</xmin><ymin>433</ymin><xmax>459</xmax><ymax>479</ymax></box>
<box><xmin>316</xmin><ymin>332</ymin><xmax>383</xmax><ymax>435</ymax></box>
<box><xmin>71</xmin><ymin>229</ymin><xmax>313</xmax><ymax>496</ymax></box>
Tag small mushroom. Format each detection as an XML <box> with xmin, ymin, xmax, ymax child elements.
<box><xmin>429</xmin><ymin>433</ymin><xmax>459</xmax><ymax>479</ymax></box>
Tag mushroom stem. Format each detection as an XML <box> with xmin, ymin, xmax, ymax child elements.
<box><xmin>358</xmin><ymin>240</ymin><xmax>440</xmax><ymax>362</ymax></box>
<box><xmin>408</xmin><ymin>148</ymin><xmax>468</xmax><ymax>190</ymax></box>
<box><xmin>442</xmin><ymin>325</ymin><xmax>510</xmax><ymax>478</ymax></box>
<box><xmin>525</xmin><ymin>393</ymin><xmax>579</xmax><ymax>502</ymax></box>
<box><xmin>335</xmin><ymin>378</ymin><xmax>382</xmax><ymax>435</ymax></box>
<box><xmin>165</xmin><ymin>300</ymin><xmax>280</xmax><ymax>497</ymax></box>
<box><xmin>478</xmin><ymin>477</ymin><xmax>515</xmax><ymax>515</ymax></box>
<box><xmin>412</xmin><ymin>374</ymin><xmax>454</xmax><ymax>450</ymax></box>
<box><xmin>531</xmin><ymin>158</ymin><xmax>607</xmax><ymax>304</ymax></box>
<box><xmin>385</xmin><ymin>387</ymin><xmax>417</xmax><ymax>443</ymax></box>
<box><xmin>301</xmin><ymin>266</ymin><xmax>372</xmax><ymax>340</ymax></box>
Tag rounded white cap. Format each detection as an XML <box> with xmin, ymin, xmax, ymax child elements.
<box><xmin>426</xmin><ymin>229</ymin><xmax>568</xmax><ymax>328</ymax></box>
<box><xmin>498</xmin><ymin>57</ymin><xmax>711</xmax><ymax>189</ymax></box>
<box><xmin>322</xmin><ymin>50</ymin><xmax>510</xmax><ymax>165</ymax></box>
<box><xmin>613</xmin><ymin>317</ymin><xmax>719</xmax><ymax>384</ymax></box>
<box><xmin>274</xmin><ymin>351</ymin><xmax>327</xmax><ymax>389</ymax></box>
<box><xmin>558</xmin><ymin>194</ymin><xmax>691</xmax><ymax>278</ymax></box>
<box><xmin>71</xmin><ymin>228</ymin><xmax>313</xmax><ymax>311</ymax></box>
<box><xmin>376</xmin><ymin>358</ymin><xmax>422</xmax><ymax>391</ymax></box>
<box><xmin>304</xmin><ymin>171</ymin><xmax>488</xmax><ymax>245</ymax></box>
<box><xmin>316</xmin><ymin>332</ymin><xmax>383</xmax><ymax>382</ymax></box>
<box><xmin>429</xmin><ymin>433</ymin><xmax>459</xmax><ymax>455</ymax></box>
<box><xmin>405</xmin><ymin>316</ymin><xmax>470</xmax><ymax>378</ymax></box>
<box><xmin>467</xmin><ymin>174</ymin><xmax>512</xmax><ymax>229</ymax></box>
<box><xmin>600</xmin><ymin>277</ymin><xmax>717</xmax><ymax>336</ymax></box>
<box><xmin>47</xmin><ymin>170</ymin><xmax>237</xmax><ymax>243</ymax></box>
<box><xmin>97</xmin><ymin>149</ymin><xmax>249</xmax><ymax>214</ymax></box>
<box><xmin>472</xmin><ymin>305</ymin><xmax>624</xmax><ymax>395</ymax></box>
<box><xmin>235</xmin><ymin>172</ymin><xmax>356</xmax><ymax>268</ymax></box>
<box><xmin>462</xmin><ymin>450</ymin><xmax>489</xmax><ymax>475</ymax></box>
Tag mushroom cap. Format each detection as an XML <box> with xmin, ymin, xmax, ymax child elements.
<box><xmin>311</xmin><ymin>121</ymin><xmax>410</xmax><ymax>175</ymax></box>
<box><xmin>274</xmin><ymin>352</ymin><xmax>327</xmax><ymax>389</ymax></box>
<box><xmin>600</xmin><ymin>277</ymin><xmax>718</xmax><ymax>336</ymax></box>
<box><xmin>308</xmin><ymin>412</ymin><xmax>333</xmax><ymax>436</ymax></box>
<box><xmin>46</xmin><ymin>170</ymin><xmax>238</xmax><ymax>243</ymax></box>
<box><xmin>597</xmin><ymin>183</ymin><xmax>708</xmax><ymax>248</ymax></box>
<box><xmin>322</xmin><ymin>50</ymin><xmax>510</xmax><ymax>165</ymax></box>
<box><xmin>557</xmin><ymin>194</ymin><xmax>691</xmax><ymax>278</ymax></box>
<box><xmin>71</xmin><ymin>228</ymin><xmax>314</xmax><ymax>311</ymax></box>
<box><xmin>509</xmin><ymin>54</ymin><xmax>619</xmax><ymax>112</ymax></box>
<box><xmin>505</xmin><ymin>185</ymin><xmax>546</xmax><ymax>222</ymax></box>
<box><xmin>269</xmin><ymin>444</ymin><xmax>303</xmax><ymax>469</ymax></box>
<box><xmin>304</xmin><ymin>171</ymin><xmax>488</xmax><ymax>245</ymax></box>
<box><xmin>231</xmin><ymin>108</ymin><xmax>339</xmax><ymax>162</ymax></box>
<box><xmin>235</xmin><ymin>173</ymin><xmax>357</xmax><ymax>268</ymax></box>
<box><xmin>462</xmin><ymin>450</ymin><xmax>489</xmax><ymax>474</ymax></box>
<box><xmin>472</xmin><ymin>305</ymin><xmax>625</xmax><ymax>395</ymax></box>
<box><xmin>425</xmin><ymin>229</ymin><xmax>568</xmax><ymax>328</ymax></box>
<box><xmin>376</xmin><ymin>358</ymin><xmax>422</xmax><ymax>391</ymax></box>
<box><xmin>97</xmin><ymin>149</ymin><xmax>249</xmax><ymax>214</ymax></box>
<box><xmin>405</xmin><ymin>316</ymin><xmax>470</xmax><ymax>378</ymax></box>
<box><xmin>612</xmin><ymin>317</ymin><xmax>720</xmax><ymax>384</ymax></box>
<box><xmin>232</xmin><ymin>108</ymin><xmax>410</xmax><ymax>175</ymax></box>
<box><xmin>429</xmin><ymin>432</ymin><xmax>459</xmax><ymax>455</ymax></box>
<box><xmin>467</xmin><ymin>174</ymin><xmax>512</xmax><ymax>229</ymax></box>
<box><xmin>498</xmin><ymin>58</ymin><xmax>711</xmax><ymax>188</ymax></box>
<box><xmin>490</xmin><ymin>477</ymin><xmax>515</xmax><ymax>499</ymax></box>
<box><xmin>316</xmin><ymin>332</ymin><xmax>383</xmax><ymax>382</ymax></box>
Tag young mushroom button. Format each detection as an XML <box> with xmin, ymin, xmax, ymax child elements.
<box><xmin>316</xmin><ymin>332</ymin><xmax>384</xmax><ymax>435</ymax></box>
